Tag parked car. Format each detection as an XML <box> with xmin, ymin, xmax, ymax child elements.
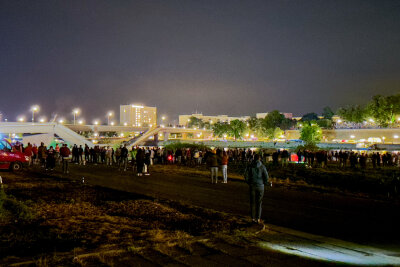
<box><xmin>0</xmin><ymin>139</ymin><xmax>28</xmax><ymax>171</ymax></box>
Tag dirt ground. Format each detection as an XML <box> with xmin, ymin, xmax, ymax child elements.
<box><xmin>0</xmin><ymin>170</ymin><xmax>334</xmax><ymax>267</ymax></box>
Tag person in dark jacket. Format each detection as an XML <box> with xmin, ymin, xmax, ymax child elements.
<box><xmin>245</xmin><ymin>154</ymin><xmax>270</xmax><ymax>224</ymax></box>
<box><xmin>136</xmin><ymin>148</ymin><xmax>144</xmax><ymax>176</ymax></box>
<box><xmin>207</xmin><ymin>150</ymin><xmax>219</xmax><ymax>183</ymax></box>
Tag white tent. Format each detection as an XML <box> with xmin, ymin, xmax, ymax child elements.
<box><xmin>23</xmin><ymin>133</ymin><xmax>54</xmax><ymax>147</ymax></box>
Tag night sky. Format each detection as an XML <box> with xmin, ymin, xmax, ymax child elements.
<box><xmin>1</xmin><ymin>0</ymin><xmax>399</xmax><ymax>123</ymax></box>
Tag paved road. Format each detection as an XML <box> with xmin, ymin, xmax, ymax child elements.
<box><xmin>59</xmin><ymin>164</ymin><xmax>400</xmax><ymax>249</ymax></box>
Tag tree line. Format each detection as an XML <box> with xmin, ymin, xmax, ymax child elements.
<box><xmin>337</xmin><ymin>93</ymin><xmax>400</xmax><ymax>127</ymax></box>
<box><xmin>187</xmin><ymin>109</ymin><xmax>329</xmax><ymax>143</ymax></box>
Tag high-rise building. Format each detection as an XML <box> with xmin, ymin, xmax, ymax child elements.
<box><xmin>120</xmin><ymin>104</ymin><xmax>157</xmax><ymax>127</ymax></box>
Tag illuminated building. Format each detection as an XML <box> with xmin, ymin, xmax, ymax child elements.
<box><xmin>179</xmin><ymin>113</ymin><xmax>250</xmax><ymax>126</ymax></box>
<box><xmin>120</xmin><ymin>104</ymin><xmax>157</xmax><ymax>127</ymax></box>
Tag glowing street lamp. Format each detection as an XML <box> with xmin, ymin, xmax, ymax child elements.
<box><xmin>110</xmin><ymin>121</ymin><xmax>115</xmax><ymax>126</ymax></box>
<box><xmin>39</xmin><ymin>117</ymin><xmax>46</xmax><ymax>123</ymax></box>
<box><xmin>107</xmin><ymin>111</ymin><xmax>114</xmax><ymax>125</ymax></box>
<box><xmin>78</xmin><ymin>119</ymin><xmax>84</xmax><ymax>125</ymax></box>
<box><xmin>58</xmin><ymin>119</ymin><xmax>65</xmax><ymax>124</ymax></box>
<box><xmin>31</xmin><ymin>105</ymin><xmax>39</xmax><ymax>122</ymax></box>
<box><xmin>93</xmin><ymin>120</ymin><xmax>99</xmax><ymax>125</ymax></box>
<box><xmin>72</xmin><ymin>108</ymin><xmax>80</xmax><ymax>125</ymax></box>
<box><xmin>17</xmin><ymin>116</ymin><xmax>25</xmax><ymax>122</ymax></box>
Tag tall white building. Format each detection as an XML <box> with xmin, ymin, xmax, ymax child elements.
<box><xmin>120</xmin><ymin>104</ymin><xmax>157</xmax><ymax>127</ymax></box>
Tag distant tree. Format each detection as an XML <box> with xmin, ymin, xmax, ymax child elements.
<box><xmin>301</xmin><ymin>112</ymin><xmax>319</xmax><ymax>122</ymax></box>
<box><xmin>187</xmin><ymin>116</ymin><xmax>204</xmax><ymax>128</ymax></box>
<box><xmin>265</xmin><ymin>127</ymin><xmax>284</xmax><ymax>140</ymax></box>
<box><xmin>366</xmin><ymin>94</ymin><xmax>400</xmax><ymax>126</ymax></box>
<box><xmin>212</xmin><ymin>122</ymin><xmax>229</xmax><ymax>138</ymax></box>
<box><xmin>279</xmin><ymin>118</ymin><xmax>296</xmax><ymax>130</ymax></box>
<box><xmin>316</xmin><ymin>119</ymin><xmax>333</xmax><ymax>129</ymax></box>
<box><xmin>336</xmin><ymin>105</ymin><xmax>366</xmax><ymax>123</ymax></box>
<box><xmin>262</xmin><ymin>110</ymin><xmax>285</xmax><ymax>129</ymax></box>
<box><xmin>203</xmin><ymin>121</ymin><xmax>212</xmax><ymax>130</ymax></box>
<box><xmin>322</xmin><ymin>107</ymin><xmax>334</xmax><ymax>120</ymax></box>
<box><xmin>300</xmin><ymin>122</ymin><xmax>322</xmax><ymax>145</ymax></box>
<box><xmin>247</xmin><ymin>117</ymin><xmax>264</xmax><ymax>137</ymax></box>
<box><xmin>228</xmin><ymin>120</ymin><xmax>247</xmax><ymax>140</ymax></box>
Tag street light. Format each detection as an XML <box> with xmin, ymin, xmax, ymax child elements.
<box><xmin>93</xmin><ymin>120</ymin><xmax>99</xmax><ymax>125</ymax></box>
<box><xmin>78</xmin><ymin>119</ymin><xmax>84</xmax><ymax>125</ymax></box>
<box><xmin>72</xmin><ymin>108</ymin><xmax>80</xmax><ymax>125</ymax></box>
<box><xmin>31</xmin><ymin>105</ymin><xmax>40</xmax><ymax>122</ymax></box>
<box><xmin>17</xmin><ymin>116</ymin><xmax>25</xmax><ymax>122</ymax></box>
<box><xmin>58</xmin><ymin>119</ymin><xmax>65</xmax><ymax>124</ymax></box>
<box><xmin>107</xmin><ymin>111</ymin><xmax>114</xmax><ymax>125</ymax></box>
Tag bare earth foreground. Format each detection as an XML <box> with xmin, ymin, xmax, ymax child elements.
<box><xmin>0</xmin><ymin>165</ymin><xmax>400</xmax><ymax>266</ymax></box>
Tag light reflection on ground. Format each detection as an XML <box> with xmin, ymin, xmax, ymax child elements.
<box><xmin>258</xmin><ymin>241</ymin><xmax>400</xmax><ymax>266</ymax></box>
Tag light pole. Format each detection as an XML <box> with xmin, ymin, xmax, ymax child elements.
<box><xmin>107</xmin><ymin>111</ymin><xmax>113</xmax><ymax>125</ymax></box>
<box><xmin>31</xmin><ymin>105</ymin><xmax>39</xmax><ymax>122</ymax></box>
<box><xmin>73</xmin><ymin>108</ymin><xmax>80</xmax><ymax>125</ymax></box>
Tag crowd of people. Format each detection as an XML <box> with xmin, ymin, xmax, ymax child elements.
<box><xmin>11</xmin><ymin>141</ymin><xmax>400</xmax><ymax>182</ymax></box>
<box><xmin>10</xmin><ymin>141</ymin><xmax>400</xmax><ymax>225</ymax></box>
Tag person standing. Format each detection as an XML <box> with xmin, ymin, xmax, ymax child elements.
<box><xmin>244</xmin><ymin>154</ymin><xmax>270</xmax><ymax>224</ymax></box>
<box><xmin>136</xmin><ymin>148</ymin><xmax>144</xmax><ymax>176</ymax></box>
<box><xmin>38</xmin><ymin>142</ymin><xmax>47</xmax><ymax>168</ymax></box>
<box><xmin>60</xmin><ymin>144</ymin><xmax>71</xmax><ymax>174</ymax></box>
<box><xmin>24</xmin><ymin>143</ymin><xmax>33</xmax><ymax>167</ymax></box>
<box><xmin>120</xmin><ymin>145</ymin><xmax>129</xmax><ymax>171</ymax></box>
<box><xmin>221</xmin><ymin>151</ymin><xmax>229</xmax><ymax>183</ymax></box>
<box><xmin>207</xmin><ymin>150</ymin><xmax>219</xmax><ymax>183</ymax></box>
<box><xmin>46</xmin><ymin>146</ymin><xmax>56</xmax><ymax>170</ymax></box>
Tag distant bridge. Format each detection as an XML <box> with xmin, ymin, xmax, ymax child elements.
<box><xmin>124</xmin><ymin>127</ymin><xmax>213</xmax><ymax>147</ymax></box>
<box><xmin>0</xmin><ymin>122</ymin><xmax>213</xmax><ymax>147</ymax></box>
<box><xmin>0</xmin><ymin>122</ymin><xmax>94</xmax><ymax>147</ymax></box>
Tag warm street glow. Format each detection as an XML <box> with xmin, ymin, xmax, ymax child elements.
<box><xmin>73</xmin><ymin>108</ymin><xmax>80</xmax><ymax>115</ymax></box>
<box><xmin>31</xmin><ymin>105</ymin><xmax>39</xmax><ymax>112</ymax></box>
<box><xmin>17</xmin><ymin>116</ymin><xmax>25</xmax><ymax>122</ymax></box>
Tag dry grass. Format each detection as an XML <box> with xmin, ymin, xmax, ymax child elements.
<box><xmin>0</xmin><ymin>172</ymin><xmax>250</xmax><ymax>266</ymax></box>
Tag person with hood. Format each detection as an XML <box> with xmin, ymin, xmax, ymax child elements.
<box><xmin>244</xmin><ymin>154</ymin><xmax>270</xmax><ymax>224</ymax></box>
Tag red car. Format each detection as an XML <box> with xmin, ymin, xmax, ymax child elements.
<box><xmin>0</xmin><ymin>139</ymin><xmax>29</xmax><ymax>171</ymax></box>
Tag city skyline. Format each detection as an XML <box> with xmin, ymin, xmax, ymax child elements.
<box><xmin>1</xmin><ymin>1</ymin><xmax>400</xmax><ymax>121</ymax></box>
